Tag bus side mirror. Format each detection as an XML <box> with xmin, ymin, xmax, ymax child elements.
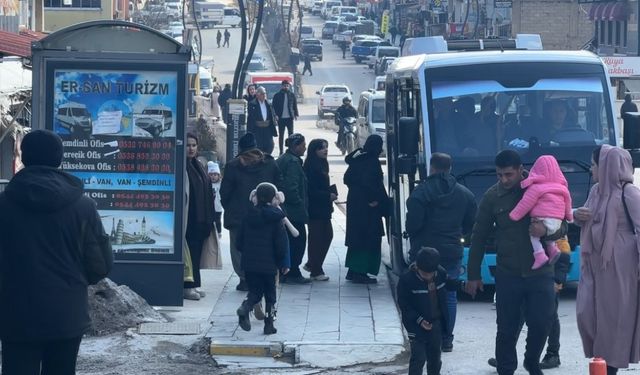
<box><xmin>623</xmin><ymin>112</ymin><xmax>640</xmax><ymax>168</ymax></box>
<box><xmin>398</xmin><ymin>116</ymin><xmax>419</xmax><ymax>156</ymax></box>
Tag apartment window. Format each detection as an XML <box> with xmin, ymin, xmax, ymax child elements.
<box><xmin>45</xmin><ymin>0</ymin><xmax>101</xmax><ymax>8</ymax></box>
<box><xmin>607</xmin><ymin>20</ymin><xmax>613</xmax><ymax>45</ymax></box>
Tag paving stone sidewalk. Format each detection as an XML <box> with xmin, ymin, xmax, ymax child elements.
<box><xmin>205</xmin><ymin>209</ymin><xmax>405</xmax><ymax>367</ymax></box>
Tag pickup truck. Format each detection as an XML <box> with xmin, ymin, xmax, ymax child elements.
<box><xmin>316</xmin><ymin>84</ymin><xmax>352</xmax><ymax>118</ymax></box>
<box><xmin>351</xmin><ymin>39</ymin><xmax>387</xmax><ymax>63</ymax></box>
<box><xmin>300</xmin><ymin>38</ymin><xmax>323</xmax><ymax>61</ymax></box>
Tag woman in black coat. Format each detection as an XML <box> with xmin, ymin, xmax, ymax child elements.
<box><xmin>185</xmin><ymin>132</ymin><xmax>215</xmax><ymax>300</ymax></box>
<box><xmin>303</xmin><ymin>139</ymin><xmax>337</xmax><ymax>281</ymax></box>
<box><xmin>343</xmin><ymin>134</ymin><xmax>388</xmax><ymax>284</ymax></box>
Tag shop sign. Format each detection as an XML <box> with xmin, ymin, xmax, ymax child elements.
<box><xmin>495</xmin><ymin>0</ymin><xmax>512</xmax><ymax>8</ymax></box>
<box><xmin>53</xmin><ymin>69</ymin><xmax>179</xmax><ymax>255</ymax></box>
<box><xmin>601</xmin><ymin>56</ymin><xmax>640</xmax><ymax>78</ymax></box>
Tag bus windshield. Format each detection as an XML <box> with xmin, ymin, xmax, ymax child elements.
<box><xmin>429</xmin><ymin>76</ymin><xmax>615</xmax><ymax>160</ymax></box>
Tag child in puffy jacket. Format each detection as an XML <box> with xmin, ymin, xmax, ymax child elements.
<box><xmin>509</xmin><ymin>155</ymin><xmax>573</xmax><ymax>269</ymax></box>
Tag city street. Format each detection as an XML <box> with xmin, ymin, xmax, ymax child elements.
<box><xmin>72</xmin><ymin>16</ymin><xmax>640</xmax><ymax>375</ymax></box>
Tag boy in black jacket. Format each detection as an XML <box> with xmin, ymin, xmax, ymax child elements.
<box><xmin>236</xmin><ymin>183</ymin><xmax>289</xmax><ymax>335</ymax></box>
<box><xmin>397</xmin><ymin>247</ymin><xmax>450</xmax><ymax>375</ymax></box>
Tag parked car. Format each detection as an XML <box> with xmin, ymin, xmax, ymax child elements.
<box><xmin>311</xmin><ymin>1</ymin><xmax>323</xmax><ymax>15</ymax></box>
<box><xmin>135</xmin><ymin>105</ymin><xmax>173</xmax><ymax>136</ymax></box>
<box><xmin>321</xmin><ymin>21</ymin><xmax>339</xmax><ymax>39</ymax></box>
<box><xmin>299</xmin><ymin>25</ymin><xmax>314</xmax><ymax>40</ymax></box>
<box><xmin>333</xmin><ymin>30</ymin><xmax>353</xmax><ymax>46</ymax></box>
<box><xmin>316</xmin><ymin>84</ymin><xmax>352</xmax><ymax>118</ymax></box>
<box><xmin>375</xmin><ymin>56</ymin><xmax>396</xmax><ymax>76</ymax></box>
<box><xmin>301</xmin><ymin>38</ymin><xmax>323</xmax><ymax>61</ymax></box>
<box><xmin>356</xmin><ymin>89</ymin><xmax>386</xmax><ymax>156</ymax></box>
<box><xmin>351</xmin><ymin>39</ymin><xmax>383</xmax><ymax>63</ymax></box>
<box><xmin>247</xmin><ymin>58</ymin><xmax>267</xmax><ymax>71</ymax></box>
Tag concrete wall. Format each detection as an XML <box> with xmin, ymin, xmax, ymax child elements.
<box><xmin>512</xmin><ymin>0</ymin><xmax>594</xmax><ymax>50</ymax></box>
<box><xmin>43</xmin><ymin>1</ymin><xmax>112</xmax><ymax>32</ymax></box>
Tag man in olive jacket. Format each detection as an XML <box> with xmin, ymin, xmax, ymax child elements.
<box><xmin>276</xmin><ymin>133</ymin><xmax>309</xmax><ymax>284</ymax></box>
<box><xmin>0</xmin><ymin>130</ymin><xmax>113</xmax><ymax>374</ymax></box>
<box><xmin>465</xmin><ymin>150</ymin><xmax>565</xmax><ymax>375</ymax></box>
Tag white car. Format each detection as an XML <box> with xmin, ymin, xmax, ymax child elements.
<box><xmin>316</xmin><ymin>84</ymin><xmax>352</xmax><ymax>118</ymax></box>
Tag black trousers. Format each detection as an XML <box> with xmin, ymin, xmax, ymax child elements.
<box><xmin>245</xmin><ymin>271</ymin><xmax>277</xmax><ymax>306</ymax></box>
<box><xmin>184</xmin><ymin>237</ymin><xmax>203</xmax><ymax>288</ymax></box>
<box><xmin>286</xmin><ymin>221</ymin><xmax>307</xmax><ymax>277</ymax></box>
<box><xmin>408</xmin><ymin>321</ymin><xmax>442</xmax><ymax>375</ymax></box>
<box><xmin>278</xmin><ymin>118</ymin><xmax>294</xmax><ymax>154</ymax></box>
<box><xmin>545</xmin><ymin>293</ymin><xmax>560</xmax><ymax>356</ymax></box>
<box><xmin>213</xmin><ymin>212</ymin><xmax>222</xmax><ymax>234</ymax></box>
<box><xmin>2</xmin><ymin>336</ymin><xmax>82</xmax><ymax>375</ymax></box>
<box><xmin>306</xmin><ymin>219</ymin><xmax>333</xmax><ymax>276</ymax></box>
<box><xmin>495</xmin><ymin>269</ymin><xmax>555</xmax><ymax>375</ymax></box>
<box><xmin>302</xmin><ymin>64</ymin><xmax>312</xmax><ymax>75</ymax></box>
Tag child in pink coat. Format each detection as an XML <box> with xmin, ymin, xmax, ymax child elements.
<box><xmin>510</xmin><ymin>155</ymin><xmax>573</xmax><ymax>269</ymax></box>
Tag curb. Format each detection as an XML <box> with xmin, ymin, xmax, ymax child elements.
<box><xmin>210</xmin><ymin>340</ymin><xmax>289</xmax><ymax>358</ymax></box>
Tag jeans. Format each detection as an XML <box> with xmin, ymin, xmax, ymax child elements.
<box><xmin>286</xmin><ymin>221</ymin><xmax>307</xmax><ymax>278</ymax></box>
<box><xmin>495</xmin><ymin>269</ymin><xmax>555</xmax><ymax>375</ymax></box>
<box><xmin>408</xmin><ymin>321</ymin><xmax>442</xmax><ymax>375</ymax></box>
<box><xmin>441</xmin><ymin>259</ymin><xmax>461</xmax><ymax>347</ymax></box>
<box><xmin>2</xmin><ymin>336</ymin><xmax>82</xmax><ymax>375</ymax></box>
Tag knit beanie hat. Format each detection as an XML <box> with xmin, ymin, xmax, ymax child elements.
<box><xmin>256</xmin><ymin>182</ymin><xmax>276</xmax><ymax>204</ymax></box>
<box><xmin>416</xmin><ymin>247</ymin><xmax>440</xmax><ymax>273</ymax></box>
<box><xmin>239</xmin><ymin>132</ymin><xmax>257</xmax><ymax>153</ymax></box>
<box><xmin>207</xmin><ymin>161</ymin><xmax>220</xmax><ymax>174</ymax></box>
<box><xmin>21</xmin><ymin>129</ymin><xmax>63</xmax><ymax>168</ymax></box>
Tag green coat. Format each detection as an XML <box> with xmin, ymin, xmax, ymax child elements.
<box><xmin>276</xmin><ymin>151</ymin><xmax>308</xmax><ymax>223</ymax></box>
<box><xmin>467</xmin><ymin>181</ymin><xmax>565</xmax><ymax>280</ymax></box>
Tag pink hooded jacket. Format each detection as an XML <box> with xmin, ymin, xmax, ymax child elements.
<box><xmin>509</xmin><ymin>155</ymin><xmax>573</xmax><ymax>222</ymax></box>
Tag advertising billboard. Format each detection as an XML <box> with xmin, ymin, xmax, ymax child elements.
<box><xmin>51</xmin><ymin>67</ymin><xmax>182</xmax><ymax>256</ymax></box>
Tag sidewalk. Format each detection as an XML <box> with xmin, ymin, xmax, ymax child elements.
<box><xmin>203</xmin><ymin>208</ymin><xmax>405</xmax><ymax>368</ymax></box>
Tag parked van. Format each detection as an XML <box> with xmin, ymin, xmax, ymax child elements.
<box><xmin>222</xmin><ymin>7</ymin><xmax>241</xmax><ymax>27</ymax></box>
<box><xmin>135</xmin><ymin>105</ymin><xmax>173</xmax><ymax>137</ymax></box>
<box><xmin>321</xmin><ymin>0</ymin><xmax>341</xmax><ymax>19</ymax></box>
<box><xmin>246</xmin><ymin>72</ymin><xmax>295</xmax><ymax>101</ymax></box>
<box><xmin>199</xmin><ymin>67</ymin><xmax>214</xmax><ymax>96</ymax></box>
<box><xmin>356</xmin><ymin>90</ymin><xmax>386</xmax><ymax>156</ymax></box>
<box><xmin>330</xmin><ymin>6</ymin><xmax>357</xmax><ymax>18</ymax></box>
<box><xmin>366</xmin><ymin>46</ymin><xmax>400</xmax><ymax>68</ymax></box>
<box><xmin>56</xmin><ymin>102</ymin><xmax>92</xmax><ymax>134</ymax></box>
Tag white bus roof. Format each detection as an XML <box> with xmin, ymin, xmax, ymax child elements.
<box><xmin>387</xmin><ymin>50</ymin><xmax>605</xmax><ymax>80</ymax></box>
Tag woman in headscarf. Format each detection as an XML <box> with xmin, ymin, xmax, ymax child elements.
<box><xmin>343</xmin><ymin>134</ymin><xmax>388</xmax><ymax>284</ymax></box>
<box><xmin>184</xmin><ymin>133</ymin><xmax>215</xmax><ymax>300</ymax></box>
<box><xmin>303</xmin><ymin>139</ymin><xmax>337</xmax><ymax>281</ymax></box>
<box><xmin>574</xmin><ymin>145</ymin><xmax>640</xmax><ymax>375</ymax></box>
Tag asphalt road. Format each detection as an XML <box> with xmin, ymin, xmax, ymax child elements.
<box><xmin>200</xmin><ymin>19</ymin><xmax>640</xmax><ymax>374</ymax></box>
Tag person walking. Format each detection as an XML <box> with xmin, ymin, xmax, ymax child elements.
<box><xmin>235</xmin><ymin>183</ymin><xmax>289</xmax><ymax>335</ymax></box>
<box><xmin>340</xmin><ymin>41</ymin><xmax>347</xmax><ymax>59</ymax></box>
<box><xmin>303</xmin><ymin>139</ymin><xmax>337</xmax><ymax>281</ymax></box>
<box><xmin>210</xmin><ymin>84</ymin><xmax>222</xmax><ymax>119</ymax></box>
<box><xmin>344</xmin><ymin>134</ymin><xmax>388</xmax><ymax>284</ymax></box>
<box><xmin>397</xmin><ymin>247</ymin><xmax>450</xmax><ymax>375</ymax></box>
<box><xmin>223</xmin><ymin>28</ymin><xmax>231</xmax><ymax>47</ymax></box>
<box><xmin>302</xmin><ymin>54</ymin><xmax>313</xmax><ymax>76</ymax></box>
<box><xmin>277</xmin><ymin>133</ymin><xmax>311</xmax><ymax>284</ymax></box>
<box><xmin>272</xmin><ymin>80</ymin><xmax>299</xmax><ymax>155</ymax></box>
<box><xmin>247</xmin><ymin>86</ymin><xmax>278</xmax><ymax>155</ymax></box>
<box><xmin>389</xmin><ymin>24</ymin><xmax>398</xmax><ymax>45</ymax></box>
<box><xmin>184</xmin><ymin>133</ymin><xmax>215</xmax><ymax>300</ymax></box>
<box><xmin>207</xmin><ymin>161</ymin><xmax>223</xmax><ymax>238</ymax></box>
<box><xmin>575</xmin><ymin>145</ymin><xmax>640</xmax><ymax>375</ymax></box>
<box><xmin>220</xmin><ymin>132</ymin><xmax>282</xmax><ymax>292</ymax></box>
<box><xmin>218</xmin><ymin>83</ymin><xmax>232</xmax><ymax>123</ymax></box>
<box><xmin>405</xmin><ymin>152</ymin><xmax>477</xmax><ymax>352</ymax></box>
<box><xmin>216</xmin><ymin>30</ymin><xmax>222</xmax><ymax>48</ymax></box>
<box><xmin>0</xmin><ymin>130</ymin><xmax>113</xmax><ymax>374</ymax></box>
<box><xmin>465</xmin><ymin>150</ymin><xmax>567</xmax><ymax>375</ymax></box>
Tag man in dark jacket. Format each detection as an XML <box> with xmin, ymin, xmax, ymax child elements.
<box><xmin>272</xmin><ymin>80</ymin><xmax>299</xmax><ymax>155</ymax></box>
<box><xmin>397</xmin><ymin>247</ymin><xmax>450</xmax><ymax>375</ymax></box>
<box><xmin>335</xmin><ymin>96</ymin><xmax>357</xmax><ymax>148</ymax></box>
<box><xmin>405</xmin><ymin>152</ymin><xmax>477</xmax><ymax>352</ymax></box>
<box><xmin>465</xmin><ymin>150</ymin><xmax>566</xmax><ymax>375</ymax></box>
<box><xmin>220</xmin><ymin>132</ymin><xmax>282</xmax><ymax>291</ymax></box>
<box><xmin>0</xmin><ymin>130</ymin><xmax>113</xmax><ymax>374</ymax></box>
<box><xmin>218</xmin><ymin>83</ymin><xmax>232</xmax><ymax>122</ymax></box>
<box><xmin>236</xmin><ymin>183</ymin><xmax>288</xmax><ymax>335</ymax></box>
<box><xmin>276</xmin><ymin>133</ymin><xmax>310</xmax><ymax>284</ymax></box>
<box><xmin>247</xmin><ymin>86</ymin><xmax>278</xmax><ymax>155</ymax></box>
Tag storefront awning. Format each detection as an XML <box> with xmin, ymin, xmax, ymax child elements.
<box><xmin>589</xmin><ymin>1</ymin><xmax>629</xmax><ymax>21</ymax></box>
<box><xmin>0</xmin><ymin>30</ymin><xmax>46</xmax><ymax>58</ymax></box>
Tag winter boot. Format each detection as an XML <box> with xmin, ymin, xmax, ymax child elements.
<box><xmin>263</xmin><ymin>304</ymin><xmax>277</xmax><ymax>335</ymax></box>
<box><xmin>545</xmin><ymin>241</ymin><xmax>561</xmax><ymax>266</ymax></box>
<box><xmin>237</xmin><ymin>300</ymin><xmax>252</xmax><ymax>331</ymax></box>
<box><xmin>253</xmin><ymin>302</ymin><xmax>265</xmax><ymax>320</ymax></box>
<box><xmin>531</xmin><ymin>251</ymin><xmax>549</xmax><ymax>270</ymax></box>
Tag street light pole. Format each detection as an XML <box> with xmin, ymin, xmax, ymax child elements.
<box><xmin>232</xmin><ymin>0</ymin><xmax>249</xmax><ymax>98</ymax></box>
<box><xmin>238</xmin><ymin>0</ymin><xmax>265</xmax><ymax>93</ymax></box>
